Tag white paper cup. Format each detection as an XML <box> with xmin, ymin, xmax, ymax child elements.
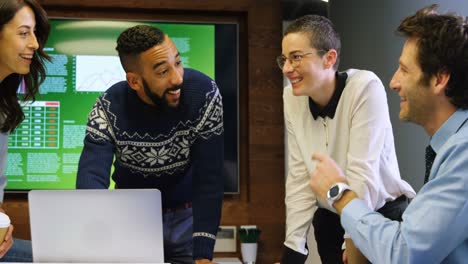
<box><xmin>0</xmin><ymin>212</ymin><xmax>11</xmax><ymax>242</ymax></box>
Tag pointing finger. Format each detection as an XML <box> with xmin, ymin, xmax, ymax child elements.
<box><xmin>312</xmin><ymin>152</ymin><xmax>325</xmax><ymax>162</ymax></box>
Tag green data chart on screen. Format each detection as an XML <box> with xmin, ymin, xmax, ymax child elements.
<box><xmin>6</xmin><ymin>19</ymin><xmax>215</xmax><ymax>190</ymax></box>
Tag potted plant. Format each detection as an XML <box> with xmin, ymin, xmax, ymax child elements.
<box><xmin>238</xmin><ymin>225</ymin><xmax>261</xmax><ymax>264</ymax></box>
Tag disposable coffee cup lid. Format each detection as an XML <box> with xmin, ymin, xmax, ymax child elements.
<box><xmin>0</xmin><ymin>212</ymin><xmax>10</xmax><ymax>227</ymax></box>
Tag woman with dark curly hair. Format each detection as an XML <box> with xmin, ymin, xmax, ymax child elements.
<box><xmin>0</xmin><ymin>0</ymin><xmax>50</xmax><ymax>261</ymax></box>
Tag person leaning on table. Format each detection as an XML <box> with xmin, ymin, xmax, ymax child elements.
<box><xmin>278</xmin><ymin>14</ymin><xmax>415</xmax><ymax>264</ymax></box>
<box><xmin>76</xmin><ymin>24</ymin><xmax>224</xmax><ymax>264</ymax></box>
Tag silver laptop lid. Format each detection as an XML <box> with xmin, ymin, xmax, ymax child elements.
<box><xmin>29</xmin><ymin>189</ymin><xmax>164</xmax><ymax>263</ymax></box>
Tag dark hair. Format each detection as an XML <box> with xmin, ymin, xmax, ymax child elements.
<box><xmin>116</xmin><ymin>25</ymin><xmax>165</xmax><ymax>72</ymax></box>
<box><xmin>0</xmin><ymin>0</ymin><xmax>50</xmax><ymax>133</ymax></box>
<box><xmin>284</xmin><ymin>15</ymin><xmax>341</xmax><ymax>70</ymax></box>
<box><xmin>397</xmin><ymin>4</ymin><xmax>468</xmax><ymax>109</ymax></box>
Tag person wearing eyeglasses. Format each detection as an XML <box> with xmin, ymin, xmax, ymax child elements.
<box><xmin>279</xmin><ymin>15</ymin><xmax>416</xmax><ymax>264</ymax></box>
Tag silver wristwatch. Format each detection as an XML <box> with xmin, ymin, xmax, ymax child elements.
<box><xmin>327</xmin><ymin>182</ymin><xmax>350</xmax><ymax>208</ymax></box>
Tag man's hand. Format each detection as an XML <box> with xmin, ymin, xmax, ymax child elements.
<box><xmin>309</xmin><ymin>152</ymin><xmax>348</xmax><ymax>200</ymax></box>
<box><xmin>195</xmin><ymin>259</ymin><xmax>218</xmax><ymax>264</ymax></box>
<box><xmin>0</xmin><ymin>224</ymin><xmax>14</xmax><ymax>258</ymax></box>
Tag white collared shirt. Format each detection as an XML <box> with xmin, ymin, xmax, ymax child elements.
<box><xmin>283</xmin><ymin>69</ymin><xmax>416</xmax><ymax>255</ymax></box>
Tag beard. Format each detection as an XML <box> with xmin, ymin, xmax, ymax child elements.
<box><xmin>142</xmin><ymin>78</ymin><xmax>182</xmax><ymax>112</ymax></box>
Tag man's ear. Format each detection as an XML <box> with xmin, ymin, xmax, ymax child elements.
<box><xmin>433</xmin><ymin>70</ymin><xmax>450</xmax><ymax>96</ymax></box>
<box><xmin>323</xmin><ymin>49</ymin><xmax>337</xmax><ymax>70</ymax></box>
<box><xmin>126</xmin><ymin>72</ymin><xmax>142</xmax><ymax>91</ymax></box>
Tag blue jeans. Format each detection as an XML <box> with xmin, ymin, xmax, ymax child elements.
<box><xmin>0</xmin><ymin>238</ymin><xmax>32</xmax><ymax>262</ymax></box>
<box><xmin>163</xmin><ymin>208</ymin><xmax>193</xmax><ymax>264</ymax></box>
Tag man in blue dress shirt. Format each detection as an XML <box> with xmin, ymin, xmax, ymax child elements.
<box><xmin>309</xmin><ymin>4</ymin><xmax>468</xmax><ymax>264</ymax></box>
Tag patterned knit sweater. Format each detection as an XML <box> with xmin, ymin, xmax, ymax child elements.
<box><xmin>76</xmin><ymin>68</ymin><xmax>224</xmax><ymax>260</ymax></box>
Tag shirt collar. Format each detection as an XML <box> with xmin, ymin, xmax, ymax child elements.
<box><xmin>430</xmin><ymin>109</ymin><xmax>468</xmax><ymax>153</ymax></box>
<box><xmin>309</xmin><ymin>71</ymin><xmax>348</xmax><ymax>120</ymax></box>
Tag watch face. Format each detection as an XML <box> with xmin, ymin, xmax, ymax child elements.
<box><xmin>329</xmin><ymin>185</ymin><xmax>339</xmax><ymax>197</ymax></box>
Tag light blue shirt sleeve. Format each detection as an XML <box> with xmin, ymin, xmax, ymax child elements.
<box><xmin>341</xmin><ymin>110</ymin><xmax>468</xmax><ymax>264</ymax></box>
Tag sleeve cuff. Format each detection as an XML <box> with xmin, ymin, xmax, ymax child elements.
<box><xmin>193</xmin><ymin>235</ymin><xmax>216</xmax><ymax>260</ymax></box>
<box><xmin>341</xmin><ymin>198</ymin><xmax>373</xmax><ymax>236</ymax></box>
<box><xmin>281</xmin><ymin>245</ymin><xmax>307</xmax><ymax>264</ymax></box>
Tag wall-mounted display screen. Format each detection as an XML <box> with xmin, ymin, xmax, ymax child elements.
<box><xmin>6</xmin><ymin>18</ymin><xmax>239</xmax><ymax>193</ymax></box>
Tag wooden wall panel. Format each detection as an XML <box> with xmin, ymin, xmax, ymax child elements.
<box><xmin>40</xmin><ymin>0</ymin><xmax>251</xmax><ymax>12</ymax></box>
<box><xmin>4</xmin><ymin>0</ymin><xmax>284</xmax><ymax>262</ymax></box>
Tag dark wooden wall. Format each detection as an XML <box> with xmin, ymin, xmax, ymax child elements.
<box><xmin>4</xmin><ymin>0</ymin><xmax>285</xmax><ymax>262</ymax></box>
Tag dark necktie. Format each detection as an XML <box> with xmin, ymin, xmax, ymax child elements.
<box><xmin>424</xmin><ymin>145</ymin><xmax>436</xmax><ymax>184</ymax></box>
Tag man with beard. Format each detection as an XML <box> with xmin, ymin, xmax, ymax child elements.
<box><xmin>76</xmin><ymin>25</ymin><xmax>224</xmax><ymax>264</ymax></box>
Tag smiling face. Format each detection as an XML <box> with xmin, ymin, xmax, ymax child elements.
<box><xmin>281</xmin><ymin>32</ymin><xmax>331</xmax><ymax>98</ymax></box>
<box><xmin>390</xmin><ymin>37</ymin><xmax>436</xmax><ymax>126</ymax></box>
<box><xmin>0</xmin><ymin>5</ymin><xmax>39</xmax><ymax>81</ymax></box>
<box><xmin>130</xmin><ymin>35</ymin><xmax>184</xmax><ymax>109</ymax></box>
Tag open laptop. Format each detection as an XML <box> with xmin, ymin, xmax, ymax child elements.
<box><xmin>29</xmin><ymin>189</ymin><xmax>165</xmax><ymax>263</ymax></box>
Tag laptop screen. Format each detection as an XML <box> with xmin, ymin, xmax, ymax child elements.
<box><xmin>29</xmin><ymin>189</ymin><xmax>164</xmax><ymax>263</ymax></box>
